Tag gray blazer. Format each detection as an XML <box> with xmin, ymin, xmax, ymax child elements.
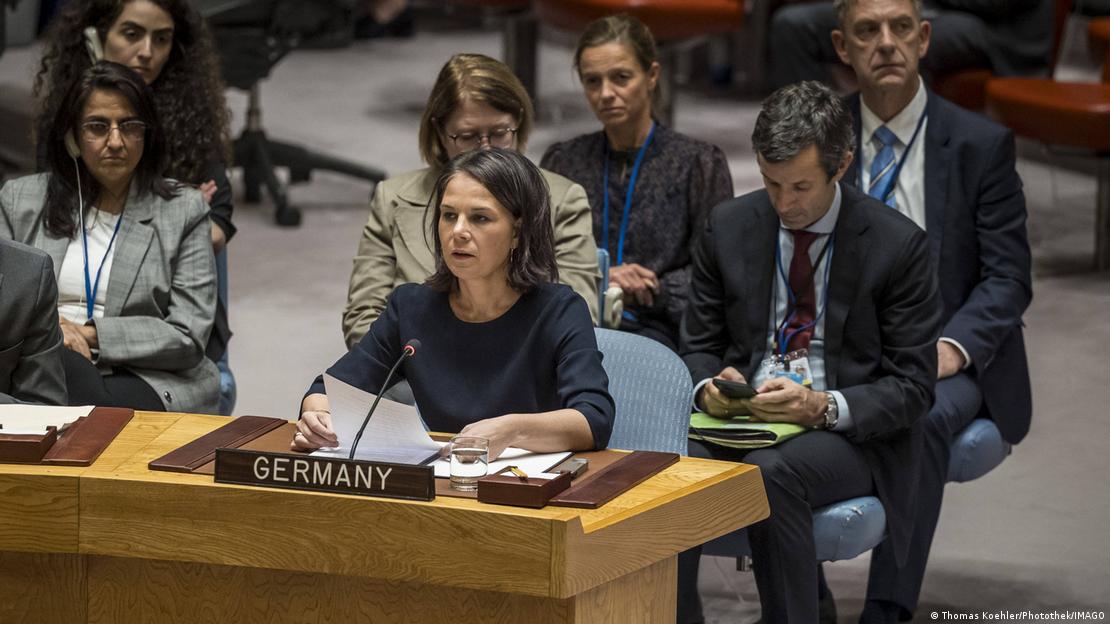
<box><xmin>0</xmin><ymin>239</ymin><xmax>67</xmax><ymax>405</ymax></box>
<box><xmin>0</xmin><ymin>173</ymin><xmax>219</xmax><ymax>414</ymax></box>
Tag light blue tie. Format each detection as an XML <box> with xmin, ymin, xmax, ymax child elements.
<box><xmin>868</xmin><ymin>125</ymin><xmax>898</xmax><ymax>208</ymax></box>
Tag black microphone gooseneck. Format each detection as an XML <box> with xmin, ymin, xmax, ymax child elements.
<box><xmin>348</xmin><ymin>339</ymin><xmax>420</xmax><ymax>460</ymax></box>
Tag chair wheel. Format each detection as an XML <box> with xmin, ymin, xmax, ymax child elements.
<box><xmin>274</xmin><ymin>205</ymin><xmax>302</xmax><ymax>227</ymax></box>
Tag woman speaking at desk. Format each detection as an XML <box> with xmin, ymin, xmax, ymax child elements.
<box><xmin>296</xmin><ymin>149</ymin><xmax>614</xmax><ymax>459</ymax></box>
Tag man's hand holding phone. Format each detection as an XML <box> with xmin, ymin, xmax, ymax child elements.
<box><xmin>701</xmin><ymin>367</ymin><xmax>756</xmax><ymax>418</ymax></box>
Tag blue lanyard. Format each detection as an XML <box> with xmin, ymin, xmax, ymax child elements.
<box><xmin>601</xmin><ymin>121</ymin><xmax>656</xmax><ymax>266</ymax></box>
<box><xmin>82</xmin><ymin>211</ymin><xmax>124</xmax><ymax>321</ymax></box>
<box><xmin>773</xmin><ymin>232</ymin><xmax>834</xmax><ymax>355</ymax></box>
<box><xmin>861</xmin><ymin>112</ymin><xmax>928</xmax><ymax>204</ymax></box>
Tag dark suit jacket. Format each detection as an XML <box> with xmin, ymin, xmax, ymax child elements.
<box><xmin>0</xmin><ymin>239</ymin><xmax>66</xmax><ymax>405</ymax></box>
<box><xmin>681</xmin><ymin>183</ymin><xmax>941</xmax><ymax>563</ymax></box>
<box><xmin>847</xmin><ymin>90</ymin><xmax>1033</xmax><ymax>444</ymax></box>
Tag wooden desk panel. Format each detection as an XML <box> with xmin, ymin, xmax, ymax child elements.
<box><xmin>4</xmin><ymin>412</ymin><xmax>768</xmax><ymax>623</ymax></box>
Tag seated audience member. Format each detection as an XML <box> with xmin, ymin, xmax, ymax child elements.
<box><xmin>830</xmin><ymin>0</ymin><xmax>1032</xmax><ymax>620</ymax></box>
<box><xmin>0</xmin><ymin>240</ymin><xmax>67</xmax><ymax>405</ymax></box>
<box><xmin>343</xmin><ymin>53</ymin><xmax>599</xmax><ymax>349</ymax></box>
<box><xmin>541</xmin><ymin>14</ymin><xmax>733</xmax><ymax>352</ymax></box>
<box><xmin>676</xmin><ymin>81</ymin><xmax>941</xmax><ymax>623</ymax></box>
<box><xmin>297</xmin><ymin>149</ymin><xmax>614</xmax><ymax>459</ymax></box>
<box><xmin>1</xmin><ymin>62</ymin><xmax>218</xmax><ymax>414</ymax></box>
<box><xmin>35</xmin><ymin>0</ymin><xmax>234</xmax><ymax>362</ymax></box>
<box><xmin>769</xmin><ymin>0</ymin><xmax>1052</xmax><ymax>90</ymax></box>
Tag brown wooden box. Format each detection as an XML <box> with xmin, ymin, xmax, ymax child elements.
<box><xmin>476</xmin><ymin>468</ymin><xmax>573</xmax><ymax>508</ymax></box>
<box><xmin>0</xmin><ymin>427</ymin><xmax>58</xmax><ymax>463</ymax></box>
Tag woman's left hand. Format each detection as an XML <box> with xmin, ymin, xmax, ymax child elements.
<box><xmin>457</xmin><ymin>415</ymin><xmax>519</xmax><ymax>460</ymax></box>
<box><xmin>198</xmin><ymin>179</ymin><xmax>218</xmax><ymax>204</ymax></box>
<box><xmin>59</xmin><ymin>318</ymin><xmax>92</xmax><ymax>360</ymax></box>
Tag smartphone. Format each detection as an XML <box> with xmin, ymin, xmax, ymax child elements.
<box><xmin>712</xmin><ymin>378</ymin><xmax>758</xmax><ymax>399</ymax></box>
<box><xmin>555</xmin><ymin>457</ymin><xmax>589</xmax><ymax>478</ymax></box>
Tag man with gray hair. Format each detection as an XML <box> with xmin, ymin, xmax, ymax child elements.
<box><xmin>677</xmin><ymin>80</ymin><xmax>941</xmax><ymax>623</ymax></box>
<box><xmin>833</xmin><ymin>0</ymin><xmax>1032</xmax><ymax>621</ymax></box>
<box><xmin>768</xmin><ymin>0</ymin><xmax>1051</xmax><ymax>90</ymax></box>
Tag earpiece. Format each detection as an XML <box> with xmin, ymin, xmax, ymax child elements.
<box><xmin>65</xmin><ymin>131</ymin><xmax>81</xmax><ymax>159</ymax></box>
<box><xmin>83</xmin><ymin>27</ymin><xmax>104</xmax><ymax>63</ymax></box>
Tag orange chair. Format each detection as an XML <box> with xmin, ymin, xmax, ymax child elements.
<box><xmin>985</xmin><ymin>1</ymin><xmax>1110</xmax><ymax>270</ymax></box>
<box><xmin>533</xmin><ymin>0</ymin><xmax>745</xmax><ymax>125</ymax></box>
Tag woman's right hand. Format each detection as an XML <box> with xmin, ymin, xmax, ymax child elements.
<box><xmin>609</xmin><ymin>263</ymin><xmax>660</xmax><ymax>307</ymax></box>
<box><xmin>293</xmin><ymin>394</ymin><xmax>339</xmax><ymax>450</ymax></box>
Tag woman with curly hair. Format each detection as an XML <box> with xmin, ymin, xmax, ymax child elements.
<box><xmin>34</xmin><ymin>0</ymin><xmax>233</xmax><ymax>250</ymax></box>
<box><xmin>33</xmin><ymin>0</ymin><xmax>235</xmax><ymax>367</ymax></box>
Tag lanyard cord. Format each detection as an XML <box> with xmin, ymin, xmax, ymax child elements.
<box><xmin>774</xmin><ymin>233</ymin><xmax>834</xmax><ymax>355</ymax></box>
<box><xmin>601</xmin><ymin>121</ymin><xmax>657</xmax><ymax>266</ymax></box>
<box><xmin>82</xmin><ymin>210</ymin><xmax>124</xmax><ymax>321</ymax></box>
<box><xmin>861</xmin><ymin>111</ymin><xmax>928</xmax><ymax>204</ymax></box>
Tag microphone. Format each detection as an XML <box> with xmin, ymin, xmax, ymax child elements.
<box><xmin>348</xmin><ymin>339</ymin><xmax>420</xmax><ymax>460</ymax></box>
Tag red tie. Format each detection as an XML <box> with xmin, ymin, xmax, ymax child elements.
<box><xmin>785</xmin><ymin>230</ymin><xmax>819</xmax><ymax>352</ymax></box>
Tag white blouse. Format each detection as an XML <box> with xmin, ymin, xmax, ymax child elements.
<box><xmin>57</xmin><ymin>207</ymin><xmax>121</xmax><ymax>324</ymax></box>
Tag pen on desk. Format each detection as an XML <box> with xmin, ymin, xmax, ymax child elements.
<box><xmin>507</xmin><ymin>465</ymin><xmax>528</xmax><ymax>481</ymax></box>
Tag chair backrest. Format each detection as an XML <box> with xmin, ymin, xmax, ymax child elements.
<box><xmin>595</xmin><ymin>328</ymin><xmax>693</xmax><ymax>455</ymax></box>
<box><xmin>596</xmin><ymin>247</ymin><xmax>610</xmax><ymax>323</ymax></box>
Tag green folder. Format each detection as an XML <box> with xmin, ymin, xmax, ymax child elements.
<box><xmin>689</xmin><ymin>412</ymin><xmax>808</xmax><ymax>450</ymax></box>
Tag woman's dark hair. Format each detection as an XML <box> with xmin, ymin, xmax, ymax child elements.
<box><xmin>425</xmin><ymin>149</ymin><xmax>558</xmax><ymax>293</ymax></box>
<box><xmin>42</xmin><ymin>61</ymin><xmax>176</xmax><ymax>238</ymax></box>
<box><xmin>33</xmin><ymin>0</ymin><xmax>231</xmax><ymax>184</ymax></box>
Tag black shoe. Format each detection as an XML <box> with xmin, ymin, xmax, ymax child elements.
<box><xmin>859</xmin><ymin>599</ymin><xmax>903</xmax><ymax>624</ymax></box>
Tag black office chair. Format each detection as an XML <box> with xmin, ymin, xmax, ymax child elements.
<box><xmin>201</xmin><ymin>0</ymin><xmax>386</xmax><ymax>226</ymax></box>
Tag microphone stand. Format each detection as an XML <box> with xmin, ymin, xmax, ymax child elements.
<box><xmin>348</xmin><ymin>340</ymin><xmax>417</xmax><ymax>460</ymax></box>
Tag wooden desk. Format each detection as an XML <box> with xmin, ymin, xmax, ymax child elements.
<box><xmin>1</xmin><ymin>412</ymin><xmax>767</xmax><ymax>623</ymax></box>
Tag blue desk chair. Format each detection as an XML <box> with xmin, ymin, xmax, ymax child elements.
<box><xmin>216</xmin><ymin>249</ymin><xmax>236</xmax><ymax>416</ymax></box>
<box><xmin>595</xmin><ymin>328</ymin><xmax>692</xmax><ymax>455</ymax></box>
<box><xmin>702</xmin><ymin>417</ymin><xmax>1012</xmax><ymax>563</ymax></box>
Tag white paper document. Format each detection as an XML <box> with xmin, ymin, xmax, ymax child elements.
<box><xmin>431</xmin><ymin>447</ymin><xmax>571</xmax><ymax>479</ymax></box>
<box><xmin>0</xmin><ymin>405</ymin><xmax>94</xmax><ymax>435</ymax></box>
<box><xmin>312</xmin><ymin>374</ymin><xmax>441</xmax><ymax>465</ymax></box>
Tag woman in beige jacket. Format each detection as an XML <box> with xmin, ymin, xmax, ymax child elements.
<box><xmin>342</xmin><ymin>53</ymin><xmax>599</xmax><ymax>348</ymax></box>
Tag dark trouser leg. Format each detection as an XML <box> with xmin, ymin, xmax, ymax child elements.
<box><xmin>768</xmin><ymin>4</ymin><xmax>841</xmax><ymax>90</ymax></box>
<box><xmin>919</xmin><ymin>12</ymin><xmax>992</xmax><ymax>78</ymax></box>
<box><xmin>746</xmin><ymin>431</ymin><xmax>873</xmax><ymax>623</ymax></box>
<box><xmin>865</xmin><ymin>374</ymin><xmax>981</xmax><ymax>619</ymax></box>
<box><xmin>61</xmin><ymin>348</ymin><xmax>166</xmax><ymax>411</ymax></box>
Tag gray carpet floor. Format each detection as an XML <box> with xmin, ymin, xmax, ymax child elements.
<box><xmin>1</xmin><ymin>11</ymin><xmax>1108</xmax><ymax>621</ymax></box>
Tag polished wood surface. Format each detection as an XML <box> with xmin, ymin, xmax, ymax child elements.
<box><xmin>2</xmin><ymin>412</ymin><xmax>768</xmax><ymax>622</ymax></box>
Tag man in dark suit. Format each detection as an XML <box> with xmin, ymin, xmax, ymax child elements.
<box><xmin>676</xmin><ymin>80</ymin><xmax>941</xmax><ymax>623</ymax></box>
<box><xmin>831</xmin><ymin>0</ymin><xmax>1033</xmax><ymax>620</ymax></box>
<box><xmin>0</xmin><ymin>239</ymin><xmax>66</xmax><ymax>405</ymax></box>
<box><xmin>769</xmin><ymin>0</ymin><xmax>1052</xmax><ymax>90</ymax></box>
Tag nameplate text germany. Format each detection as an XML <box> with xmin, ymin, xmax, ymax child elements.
<box><xmin>214</xmin><ymin>448</ymin><xmax>435</xmax><ymax>501</ymax></box>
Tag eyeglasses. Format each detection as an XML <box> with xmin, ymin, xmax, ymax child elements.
<box><xmin>80</xmin><ymin>120</ymin><xmax>147</xmax><ymax>144</ymax></box>
<box><xmin>446</xmin><ymin>127</ymin><xmax>518</xmax><ymax>151</ymax></box>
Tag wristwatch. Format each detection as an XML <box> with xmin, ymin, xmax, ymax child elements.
<box><xmin>823</xmin><ymin>392</ymin><xmax>839</xmax><ymax>430</ymax></box>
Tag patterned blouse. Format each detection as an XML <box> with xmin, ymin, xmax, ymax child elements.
<box><xmin>540</xmin><ymin>124</ymin><xmax>733</xmax><ymax>342</ymax></box>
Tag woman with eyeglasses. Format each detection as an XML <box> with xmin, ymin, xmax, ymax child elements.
<box><xmin>342</xmin><ymin>53</ymin><xmax>600</xmax><ymax>351</ymax></box>
<box><xmin>0</xmin><ymin>62</ymin><xmax>219</xmax><ymax>414</ymax></box>
<box><xmin>34</xmin><ymin>0</ymin><xmax>234</xmax><ymax>369</ymax></box>
<box><xmin>541</xmin><ymin>14</ymin><xmax>733</xmax><ymax>352</ymax></box>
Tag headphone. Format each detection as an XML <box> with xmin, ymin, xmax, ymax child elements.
<box><xmin>83</xmin><ymin>27</ymin><xmax>104</xmax><ymax>63</ymax></box>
